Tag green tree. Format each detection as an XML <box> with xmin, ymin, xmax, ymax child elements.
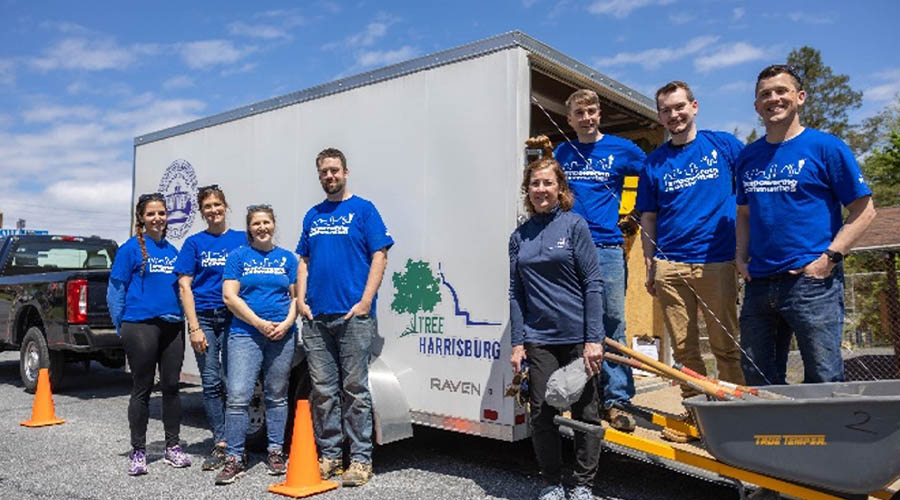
<box><xmin>786</xmin><ymin>46</ymin><xmax>863</xmax><ymax>145</ymax></box>
<box><xmin>744</xmin><ymin>128</ymin><xmax>759</xmax><ymax>144</ymax></box>
<box><xmin>391</xmin><ymin>259</ymin><xmax>442</xmax><ymax>336</ymax></box>
<box><xmin>862</xmin><ymin>129</ymin><xmax>900</xmax><ymax>207</ymax></box>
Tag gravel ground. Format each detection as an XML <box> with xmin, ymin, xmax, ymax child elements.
<box><xmin>0</xmin><ymin>351</ymin><xmax>740</xmax><ymax>500</ymax></box>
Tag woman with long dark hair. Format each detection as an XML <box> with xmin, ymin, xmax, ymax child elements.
<box><xmin>107</xmin><ymin>192</ymin><xmax>190</xmax><ymax>476</ymax></box>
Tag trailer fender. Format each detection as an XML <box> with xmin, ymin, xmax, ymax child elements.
<box><xmin>369</xmin><ymin>356</ymin><xmax>413</xmax><ymax>445</ymax></box>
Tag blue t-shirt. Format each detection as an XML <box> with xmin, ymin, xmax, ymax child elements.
<box><xmin>110</xmin><ymin>236</ymin><xmax>182</xmax><ymax>322</ymax></box>
<box><xmin>223</xmin><ymin>245</ymin><xmax>298</xmax><ymax>336</ymax></box>
<box><xmin>174</xmin><ymin>229</ymin><xmax>246</xmax><ymax>312</ymax></box>
<box><xmin>736</xmin><ymin>128</ymin><xmax>872</xmax><ymax>278</ymax></box>
<box><xmin>296</xmin><ymin>195</ymin><xmax>394</xmax><ymax>317</ymax></box>
<box><xmin>636</xmin><ymin>130</ymin><xmax>744</xmax><ymax>263</ymax></box>
<box><xmin>554</xmin><ymin>135</ymin><xmax>647</xmax><ymax>245</ymax></box>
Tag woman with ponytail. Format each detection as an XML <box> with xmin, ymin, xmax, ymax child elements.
<box><xmin>107</xmin><ymin>192</ymin><xmax>190</xmax><ymax>476</ymax></box>
<box><xmin>174</xmin><ymin>185</ymin><xmax>244</xmax><ymax>471</ymax></box>
<box><xmin>508</xmin><ymin>137</ymin><xmax>605</xmax><ymax>500</ymax></box>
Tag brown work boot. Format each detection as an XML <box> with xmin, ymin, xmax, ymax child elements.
<box><xmin>318</xmin><ymin>457</ymin><xmax>343</xmax><ymax>479</ymax></box>
<box><xmin>660</xmin><ymin>413</ymin><xmax>699</xmax><ymax>443</ymax></box>
<box><xmin>342</xmin><ymin>461</ymin><xmax>373</xmax><ymax>487</ymax></box>
<box><xmin>604</xmin><ymin>407</ymin><xmax>636</xmax><ymax>432</ymax></box>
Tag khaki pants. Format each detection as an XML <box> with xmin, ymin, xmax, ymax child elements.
<box><xmin>654</xmin><ymin>259</ymin><xmax>744</xmax><ymax>397</ymax></box>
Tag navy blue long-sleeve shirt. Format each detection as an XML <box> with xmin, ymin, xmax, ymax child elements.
<box><xmin>509</xmin><ymin>206</ymin><xmax>605</xmax><ymax>346</ymax></box>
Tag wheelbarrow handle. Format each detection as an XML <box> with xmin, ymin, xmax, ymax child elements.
<box><xmin>673</xmin><ymin>363</ymin><xmax>790</xmax><ymax>400</ymax></box>
<box><xmin>553</xmin><ymin>415</ymin><xmax>606</xmax><ymax>438</ymax></box>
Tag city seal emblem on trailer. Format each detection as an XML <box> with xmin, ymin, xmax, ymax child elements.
<box><xmin>157</xmin><ymin>159</ymin><xmax>198</xmax><ymax>240</ymax></box>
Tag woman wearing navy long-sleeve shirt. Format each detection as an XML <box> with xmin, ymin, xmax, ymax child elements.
<box><xmin>509</xmin><ymin>137</ymin><xmax>605</xmax><ymax>500</ymax></box>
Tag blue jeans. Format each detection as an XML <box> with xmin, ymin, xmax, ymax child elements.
<box><xmin>195</xmin><ymin>307</ymin><xmax>231</xmax><ymax>444</ymax></box>
<box><xmin>739</xmin><ymin>266</ymin><xmax>845</xmax><ymax>385</ymax></box>
<box><xmin>596</xmin><ymin>246</ymin><xmax>635</xmax><ymax>406</ymax></box>
<box><xmin>303</xmin><ymin>314</ymin><xmax>375</xmax><ymax>464</ymax></box>
<box><xmin>223</xmin><ymin>330</ymin><xmax>295</xmax><ymax>459</ymax></box>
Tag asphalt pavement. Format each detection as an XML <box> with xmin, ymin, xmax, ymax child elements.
<box><xmin>0</xmin><ymin>351</ymin><xmax>740</xmax><ymax>500</ymax></box>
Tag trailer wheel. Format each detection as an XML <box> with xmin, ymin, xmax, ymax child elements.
<box><xmin>19</xmin><ymin>327</ymin><xmax>65</xmax><ymax>393</ymax></box>
<box><xmin>245</xmin><ymin>377</ymin><xmax>267</xmax><ymax>452</ymax></box>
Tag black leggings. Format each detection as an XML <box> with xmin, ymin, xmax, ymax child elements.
<box><xmin>121</xmin><ymin>319</ymin><xmax>185</xmax><ymax>450</ymax></box>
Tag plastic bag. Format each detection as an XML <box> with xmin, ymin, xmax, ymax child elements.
<box><xmin>545</xmin><ymin>357</ymin><xmax>590</xmax><ymax>410</ymax></box>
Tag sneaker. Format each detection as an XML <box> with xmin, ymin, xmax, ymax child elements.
<box><xmin>163</xmin><ymin>444</ymin><xmax>192</xmax><ymax>468</ymax></box>
<box><xmin>536</xmin><ymin>484</ymin><xmax>565</xmax><ymax>500</ymax></box>
<box><xmin>202</xmin><ymin>444</ymin><xmax>227</xmax><ymax>471</ymax></box>
<box><xmin>569</xmin><ymin>485</ymin><xmax>595</xmax><ymax>500</ymax></box>
<box><xmin>605</xmin><ymin>407</ymin><xmax>636</xmax><ymax>432</ymax></box>
<box><xmin>319</xmin><ymin>456</ymin><xmax>343</xmax><ymax>479</ymax></box>
<box><xmin>341</xmin><ymin>461</ymin><xmax>373</xmax><ymax>487</ymax></box>
<box><xmin>660</xmin><ymin>413</ymin><xmax>699</xmax><ymax>444</ymax></box>
<box><xmin>266</xmin><ymin>449</ymin><xmax>287</xmax><ymax>476</ymax></box>
<box><xmin>214</xmin><ymin>456</ymin><xmax>245</xmax><ymax>485</ymax></box>
<box><xmin>128</xmin><ymin>449</ymin><xmax>148</xmax><ymax>476</ymax></box>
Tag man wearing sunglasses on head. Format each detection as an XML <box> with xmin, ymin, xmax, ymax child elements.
<box><xmin>735</xmin><ymin>65</ymin><xmax>876</xmax><ymax>386</ymax></box>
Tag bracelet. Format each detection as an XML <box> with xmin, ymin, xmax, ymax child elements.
<box><xmin>189</xmin><ymin>326</ymin><xmax>202</xmax><ymax>334</ymax></box>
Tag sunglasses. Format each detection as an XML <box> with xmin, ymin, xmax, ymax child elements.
<box><xmin>138</xmin><ymin>192</ymin><xmax>165</xmax><ymax>203</ymax></box>
<box><xmin>197</xmin><ymin>184</ymin><xmax>220</xmax><ymax>193</ymax></box>
<box><xmin>246</xmin><ymin>203</ymin><xmax>272</xmax><ymax>212</ymax></box>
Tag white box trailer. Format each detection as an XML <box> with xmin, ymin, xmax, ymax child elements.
<box><xmin>132</xmin><ymin>31</ymin><xmax>663</xmax><ymax>444</ymax></box>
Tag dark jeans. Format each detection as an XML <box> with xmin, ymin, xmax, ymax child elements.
<box><xmin>303</xmin><ymin>314</ymin><xmax>376</xmax><ymax>464</ymax></box>
<box><xmin>740</xmin><ymin>265</ymin><xmax>845</xmax><ymax>385</ymax></box>
<box><xmin>526</xmin><ymin>343</ymin><xmax>602</xmax><ymax>488</ymax></box>
<box><xmin>194</xmin><ymin>307</ymin><xmax>231</xmax><ymax>444</ymax></box>
<box><xmin>121</xmin><ymin>319</ymin><xmax>185</xmax><ymax>450</ymax></box>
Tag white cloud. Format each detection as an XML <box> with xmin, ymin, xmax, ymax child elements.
<box><xmin>588</xmin><ymin>0</ymin><xmax>675</xmax><ymax>19</ymax></box>
<box><xmin>324</xmin><ymin>16</ymin><xmax>399</xmax><ymax>51</ymax></box>
<box><xmin>787</xmin><ymin>12</ymin><xmax>833</xmax><ymax>24</ymax></box>
<box><xmin>594</xmin><ymin>36</ymin><xmax>719</xmax><ymax>70</ymax></box>
<box><xmin>46</xmin><ymin>179</ymin><xmax>132</xmax><ymax>208</ymax></box>
<box><xmin>179</xmin><ymin>40</ymin><xmax>255</xmax><ymax>69</ymax></box>
<box><xmin>669</xmin><ymin>13</ymin><xmax>695</xmax><ymax>24</ymax></box>
<box><xmin>40</xmin><ymin>21</ymin><xmax>93</xmax><ymax>35</ymax></box>
<box><xmin>0</xmin><ymin>113</ymin><xmax>13</xmax><ymax>129</ymax></box>
<box><xmin>255</xmin><ymin>8</ymin><xmax>309</xmax><ymax>26</ymax></box>
<box><xmin>227</xmin><ymin>21</ymin><xmax>290</xmax><ymax>40</ymax></box>
<box><xmin>22</xmin><ymin>105</ymin><xmax>99</xmax><ymax>123</ymax></box>
<box><xmin>865</xmin><ymin>69</ymin><xmax>900</xmax><ymax>102</ymax></box>
<box><xmin>221</xmin><ymin>63</ymin><xmax>258</xmax><ymax>77</ymax></box>
<box><xmin>163</xmin><ymin>75</ymin><xmax>195</xmax><ymax>89</ymax></box>
<box><xmin>29</xmin><ymin>38</ymin><xmax>158</xmax><ymax>71</ymax></box>
<box><xmin>695</xmin><ymin>42</ymin><xmax>766</xmax><ymax>72</ymax></box>
<box><xmin>733</xmin><ymin>7</ymin><xmax>745</xmax><ymax>21</ymax></box>
<box><xmin>105</xmin><ymin>97</ymin><xmax>206</xmax><ymax>136</ymax></box>
<box><xmin>356</xmin><ymin>46</ymin><xmax>419</xmax><ymax>68</ymax></box>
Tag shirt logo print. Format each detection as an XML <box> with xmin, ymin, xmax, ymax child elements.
<box><xmin>243</xmin><ymin>256</ymin><xmax>288</xmax><ymax>275</ymax></box>
<box><xmin>743</xmin><ymin>158</ymin><xmax>806</xmax><ymax>193</ymax></box>
<box><xmin>549</xmin><ymin>237</ymin><xmax>568</xmax><ymax>250</ymax></box>
<box><xmin>148</xmin><ymin>255</ymin><xmax>176</xmax><ymax>274</ymax></box>
<box><xmin>310</xmin><ymin>213</ymin><xmax>354</xmax><ymax>236</ymax></box>
<box><xmin>562</xmin><ymin>154</ymin><xmax>614</xmax><ymax>182</ymax></box>
<box><xmin>662</xmin><ymin>149</ymin><xmax>721</xmax><ymax>192</ymax></box>
<box><xmin>200</xmin><ymin>249</ymin><xmax>228</xmax><ymax>267</ymax></box>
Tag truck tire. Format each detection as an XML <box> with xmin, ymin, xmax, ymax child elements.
<box><xmin>20</xmin><ymin>327</ymin><xmax>65</xmax><ymax>393</ymax></box>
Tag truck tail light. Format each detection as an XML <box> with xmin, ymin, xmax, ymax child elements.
<box><xmin>67</xmin><ymin>279</ymin><xmax>88</xmax><ymax>324</ymax></box>
<box><xmin>483</xmin><ymin>409</ymin><xmax>498</xmax><ymax>421</ymax></box>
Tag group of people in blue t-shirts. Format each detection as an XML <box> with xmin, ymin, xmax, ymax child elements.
<box><xmin>107</xmin><ymin>148</ymin><xmax>393</xmax><ymax>488</ymax></box>
<box><xmin>510</xmin><ymin>65</ymin><xmax>875</xmax><ymax>500</ymax></box>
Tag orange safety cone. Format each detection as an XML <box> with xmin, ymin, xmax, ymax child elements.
<box><xmin>269</xmin><ymin>400</ymin><xmax>339</xmax><ymax>498</ymax></box>
<box><xmin>21</xmin><ymin>368</ymin><xmax>65</xmax><ymax>427</ymax></box>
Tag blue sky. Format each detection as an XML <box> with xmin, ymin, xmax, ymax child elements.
<box><xmin>1</xmin><ymin>0</ymin><xmax>898</xmax><ymax>242</ymax></box>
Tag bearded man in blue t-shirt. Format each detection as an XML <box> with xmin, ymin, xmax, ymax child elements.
<box><xmin>554</xmin><ymin>89</ymin><xmax>647</xmax><ymax>432</ymax></box>
<box><xmin>295</xmin><ymin>148</ymin><xmax>394</xmax><ymax>487</ymax></box>
<box><xmin>636</xmin><ymin>81</ymin><xmax>745</xmax><ymax>442</ymax></box>
<box><xmin>736</xmin><ymin>65</ymin><xmax>876</xmax><ymax>386</ymax></box>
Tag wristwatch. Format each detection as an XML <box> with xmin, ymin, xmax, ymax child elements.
<box><xmin>824</xmin><ymin>249</ymin><xmax>843</xmax><ymax>264</ymax></box>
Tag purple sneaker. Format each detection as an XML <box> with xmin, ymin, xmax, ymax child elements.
<box><xmin>163</xmin><ymin>445</ymin><xmax>192</xmax><ymax>468</ymax></box>
<box><xmin>128</xmin><ymin>449</ymin><xmax>148</xmax><ymax>476</ymax></box>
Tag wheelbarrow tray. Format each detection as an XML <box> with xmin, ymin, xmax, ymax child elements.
<box><xmin>683</xmin><ymin>380</ymin><xmax>900</xmax><ymax>494</ymax></box>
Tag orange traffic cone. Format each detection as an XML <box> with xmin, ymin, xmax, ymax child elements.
<box><xmin>269</xmin><ymin>400</ymin><xmax>339</xmax><ymax>498</ymax></box>
<box><xmin>21</xmin><ymin>368</ymin><xmax>65</xmax><ymax>427</ymax></box>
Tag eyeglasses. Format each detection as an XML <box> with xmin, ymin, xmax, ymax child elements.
<box><xmin>246</xmin><ymin>203</ymin><xmax>272</xmax><ymax>212</ymax></box>
<box><xmin>197</xmin><ymin>184</ymin><xmax>220</xmax><ymax>193</ymax></box>
<box><xmin>138</xmin><ymin>192</ymin><xmax>165</xmax><ymax>203</ymax></box>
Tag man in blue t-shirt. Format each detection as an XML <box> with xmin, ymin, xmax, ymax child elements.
<box><xmin>736</xmin><ymin>65</ymin><xmax>876</xmax><ymax>386</ymax></box>
<box><xmin>553</xmin><ymin>89</ymin><xmax>647</xmax><ymax>432</ymax></box>
<box><xmin>637</xmin><ymin>82</ymin><xmax>745</xmax><ymax>439</ymax></box>
<box><xmin>295</xmin><ymin>147</ymin><xmax>393</xmax><ymax>487</ymax></box>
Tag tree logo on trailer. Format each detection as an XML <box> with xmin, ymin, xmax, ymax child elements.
<box><xmin>158</xmin><ymin>159</ymin><xmax>198</xmax><ymax>240</ymax></box>
<box><xmin>391</xmin><ymin>259</ymin><xmax>443</xmax><ymax>337</ymax></box>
